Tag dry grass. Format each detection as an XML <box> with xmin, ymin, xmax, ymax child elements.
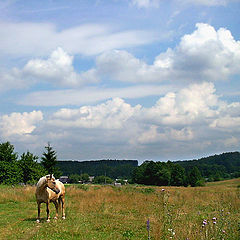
<box><xmin>0</xmin><ymin>179</ymin><xmax>239</xmax><ymax>239</ymax></box>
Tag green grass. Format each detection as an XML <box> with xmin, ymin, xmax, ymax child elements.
<box><xmin>0</xmin><ymin>179</ymin><xmax>239</xmax><ymax>239</ymax></box>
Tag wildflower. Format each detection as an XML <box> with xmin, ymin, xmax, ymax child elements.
<box><xmin>213</xmin><ymin>221</ymin><xmax>216</xmax><ymax>224</ymax></box>
<box><xmin>202</xmin><ymin>220</ymin><xmax>207</xmax><ymax>225</ymax></box>
<box><xmin>161</xmin><ymin>188</ymin><xmax>165</xmax><ymax>192</ymax></box>
<box><xmin>212</xmin><ymin>217</ymin><xmax>217</xmax><ymax>221</ymax></box>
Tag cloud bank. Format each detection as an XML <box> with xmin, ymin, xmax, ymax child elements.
<box><xmin>1</xmin><ymin>82</ymin><xmax>238</xmax><ymax>160</ymax></box>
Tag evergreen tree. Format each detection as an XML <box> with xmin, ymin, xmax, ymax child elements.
<box><xmin>0</xmin><ymin>141</ymin><xmax>21</xmax><ymax>184</ymax></box>
<box><xmin>41</xmin><ymin>143</ymin><xmax>61</xmax><ymax>178</ymax></box>
<box><xmin>19</xmin><ymin>151</ymin><xmax>46</xmax><ymax>184</ymax></box>
<box><xmin>0</xmin><ymin>141</ymin><xmax>18</xmax><ymax>162</ymax></box>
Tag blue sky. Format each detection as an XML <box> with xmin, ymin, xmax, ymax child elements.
<box><xmin>0</xmin><ymin>0</ymin><xmax>240</xmax><ymax>163</ymax></box>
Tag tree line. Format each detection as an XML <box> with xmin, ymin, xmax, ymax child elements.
<box><xmin>132</xmin><ymin>152</ymin><xmax>240</xmax><ymax>187</ymax></box>
<box><xmin>0</xmin><ymin>141</ymin><xmax>60</xmax><ymax>184</ymax></box>
<box><xmin>1</xmin><ymin>140</ymin><xmax>239</xmax><ymax>186</ymax></box>
<box><xmin>57</xmin><ymin>160</ymin><xmax>138</xmax><ymax>179</ymax></box>
<box><xmin>132</xmin><ymin>161</ymin><xmax>204</xmax><ymax>187</ymax></box>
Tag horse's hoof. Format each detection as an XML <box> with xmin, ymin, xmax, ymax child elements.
<box><xmin>46</xmin><ymin>219</ymin><xmax>50</xmax><ymax>222</ymax></box>
<box><xmin>36</xmin><ymin>219</ymin><xmax>40</xmax><ymax>223</ymax></box>
<box><xmin>62</xmin><ymin>216</ymin><xmax>66</xmax><ymax>220</ymax></box>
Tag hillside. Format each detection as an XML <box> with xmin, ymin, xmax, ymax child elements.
<box><xmin>56</xmin><ymin>152</ymin><xmax>240</xmax><ymax>182</ymax></box>
<box><xmin>175</xmin><ymin>151</ymin><xmax>240</xmax><ymax>180</ymax></box>
<box><xmin>57</xmin><ymin>159</ymin><xmax>138</xmax><ymax>179</ymax></box>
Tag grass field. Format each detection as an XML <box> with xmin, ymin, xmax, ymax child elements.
<box><xmin>0</xmin><ymin>179</ymin><xmax>239</xmax><ymax>240</ymax></box>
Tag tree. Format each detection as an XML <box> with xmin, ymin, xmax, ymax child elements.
<box><xmin>80</xmin><ymin>173</ymin><xmax>90</xmax><ymax>183</ymax></box>
<box><xmin>0</xmin><ymin>141</ymin><xmax>21</xmax><ymax>184</ymax></box>
<box><xmin>93</xmin><ymin>175</ymin><xmax>113</xmax><ymax>184</ymax></box>
<box><xmin>41</xmin><ymin>143</ymin><xmax>61</xmax><ymax>178</ymax></box>
<box><xmin>0</xmin><ymin>141</ymin><xmax>18</xmax><ymax>162</ymax></box>
<box><xmin>170</xmin><ymin>164</ymin><xmax>186</xmax><ymax>186</ymax></box>
<box><xmin>19</xmin><ymin>151</ymin><xmax>46</xmax><ymax>184</ymax></box>
<box><xmin>156</xmin><ymin>168</ymin><xmax>171</xmax><ymax>186</ymax></box>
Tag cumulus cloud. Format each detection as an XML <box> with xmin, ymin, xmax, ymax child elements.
<box><xmin>45</xmin><ymin>82</ymin><xmax>239</xmax><ymax>147</ymax></box>
<box><xmin>2</xmin><ymin>23</ymin><xmax>239</xmax><ymax>92</ymax></box>
<box><xmin>4</xmin><ymin>82</ymin><xmax>239</xmax><ymax>160</ymax></box>
<box><xmin>49</xmin><ymin>98</ymin><xmax>141</xmax><ymax>129</ymax></box>
<box><xmin>0</xmin><ymin>48</ymin><xmax>98</xmax><ymax>90</ymax></box>
<box><xmin>142</xmin><ymin>82</ymin><xmax>219</xmax><ymax>126</ymax></box>
<box><xmin>23</xmin><ymin>47</ymin><xmax>98</xmax><ymax>87</ymax></box>
<box><xmin>0</xmin><ymin>110</ymin><xmax>43</xmax><ymax>138</ymax></box>
<box><xmin>95</xmin><ymin>23</ymin><xmax>240</xmax><ymax>83</ymax></box>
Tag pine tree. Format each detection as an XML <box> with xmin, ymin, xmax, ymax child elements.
<box><xmin>19</xmin><ymin>151</ymin><xmax>46</xmax><ymax>184</ymax></box>
<box><xmin>41</xmin><ymin>142</ymin><xmax>61</xmax><ymax>178</ymax></box>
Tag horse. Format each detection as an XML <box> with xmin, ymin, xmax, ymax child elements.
<box><xmin>35</xmin><ymin>174</ymin><xmax>66</xmax><ymax>223</ymax></box>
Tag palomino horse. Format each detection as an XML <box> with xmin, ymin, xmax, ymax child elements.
<box><xmin>35</xmin><ymin>174</ymin><xmax>65</xmax><ymax>222</ymax></box>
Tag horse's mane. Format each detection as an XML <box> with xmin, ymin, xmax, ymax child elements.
<box><xmin>37</xmin><ymin>175</ymin><xmax>56</xmax><ymax>187</ymax></box>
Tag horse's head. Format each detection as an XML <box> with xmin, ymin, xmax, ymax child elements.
<box><xmin>46</xmin><ymin>174</ymin><xmax>60</xmax><ymax>194</ymax></box>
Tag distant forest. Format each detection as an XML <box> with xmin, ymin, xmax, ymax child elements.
<box><xmin>57</xmin><ymin>152</ymin><xmax>240</xmax><ymax>186</ymax></box>
<box><xmin>1</xmin><ymin>139</ymin><xmax>239</xmax><ymax>186</ymax></box>
<box><xmin>175</xmin><ymin>152</ymin><xmax>240</xmax><ymax>181</ymax></box>
<box><xmin>57</xmin><ymin>160</ymin><xmax>138</xmax><ymax>179</ymax></box>
<box><xmin>133</xmin><ymin>151</ymin><xmax>240</xmax><ymax>186</ymax></box>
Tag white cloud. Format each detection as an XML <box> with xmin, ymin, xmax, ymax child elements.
<box><xmin>49</xmin><ymin>98</ymin><xmax>141</xmax><ymax>129</ymax></box>
<box><xmin>223</xmin><ymin>137</ymin><xmax>239</xmax><ymax>147</ymax></box>
<box><xmin>131</xmin><ymin>0</ymin><xmax>160</xmax><ymax>8</ymax></box>
<box><xmin>95</xmin><ymin>23</ymin><xmax>240</xmax><ymax>83</ymax></box>
<box><xmin>0</xmin><ymin>110</ymin><xmax>43</xmax><ymax>138</ymax></box>
<box><xmin>178</xmin><ymin>0</ymin><xmax>228</xmax><ymax>6</ymax></box>
<box><xmin>210</xmin><ymin>116</ymin><xmax>240</xmax><ymax>129</ymax></box>
<box><xmin>23</xmin><ymin>47</ymin><xmax>98</xmax><ymax>87</ymax></box>
<box><xmin>4</xmin><ymin>82</ymin><xmax>239</xmax><ymax>161</ymax></box>
<box><xmin>19</xmin><ymin>85</ymin><xmax>172</xmax><ymax>106</ymax></box>
<box><xmin>131</xmin><ymin>0</ymin><xmax>239</xmax><ymax>8</ymax></box>
<box><xmin>3</xmin><ymin>23</ymin><xmax>238</xmax><ymax>92</ymax></box>
<box><xmin>0</xmin><ymin>48</ymin><xmax>98</xmax><ymax>90</ymax></box>
<box><xmin>142</xmin><ymin>82</ymin><xmax>219</xmax><ymax>126</ymax></box>
<box><xmin>0</xmin><ymin>21</ymin><xmax>157</xmax><ymax>59</ymax></box>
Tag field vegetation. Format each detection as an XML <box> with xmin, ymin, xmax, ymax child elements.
<box><xmin>0</xmin><ymin>178</ymin><xmax>239</xmax><ymax>239</ymax></box>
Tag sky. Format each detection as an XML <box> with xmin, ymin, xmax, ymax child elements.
<box><xmin>0</xmin><ymin>0</ymin><xmax>240</xmax><ymax>163</ymax></box>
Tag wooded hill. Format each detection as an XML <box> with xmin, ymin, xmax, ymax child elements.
<box><xmin>56</xmin><ymin>152</ymin><xmax>240</xmax><ymax>183</ymax></box>
<box><xmin>57</xmin><ymin>160</ymin><xmax>138</xmax><ymax>179</ymax></box>
<box><xmin>175</xmin><ymin>151</ymin><xmax>240</xmax><ymax>181</ymax></box>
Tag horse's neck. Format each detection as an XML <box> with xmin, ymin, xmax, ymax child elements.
<box><xmin>37</xmin><ymin>182</ymin><xmax>48</xmax><ymax>194</ymax></box>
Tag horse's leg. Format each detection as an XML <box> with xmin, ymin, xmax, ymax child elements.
<box><xmin>53</xmin><ymin>201</ymin><xmax>59</xmax><ymax>219</ymax></box>
<box><xmin>61</xmin><ymin>196</ymin><xmax>66</xmax><ymax>219</ymax></box>
<box><xmin>37</xmin><ymin>202</ymin><xmax>41</xmax><ymax>223</ymax></box>
<box><xmin>46</xmin><ymin>201</ymin><xmax>50</xmax><ymax>222</ymax></box>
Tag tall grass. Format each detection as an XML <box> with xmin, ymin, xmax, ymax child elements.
<box><xmin>0</xmin><ymin>179</ymin><xmax>239</xmax><ymax>239</ymax></box>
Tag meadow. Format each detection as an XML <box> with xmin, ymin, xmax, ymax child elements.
<box><xmin>0</xmin><ymin>179</ymin><xmax>239</xmax><ymax>240</ymax></box>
